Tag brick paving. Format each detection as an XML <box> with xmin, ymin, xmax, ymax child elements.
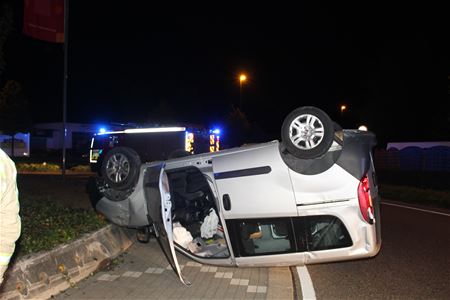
<box><xmin>52</xmin><ymin>239</ymin><xmax>293</xmax><ymax>299</ymax></box>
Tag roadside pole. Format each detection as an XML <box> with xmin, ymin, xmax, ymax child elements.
<box><xmin>62</xmin><ymin>0</ymin><xmax>69</xmax><ymax>179</ymax></box>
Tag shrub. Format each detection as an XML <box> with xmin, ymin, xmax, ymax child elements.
<box><xmin>379</xmin><ymin>184</ymin><xmax>450</xmax><ymax>209</ymax></box>
<box><xmin>16</xmin><ymin>162</ymin><xmax>60</xmax><ymax>172</ymax></box>
<box><xmin>70</xmin><ymin>165</ymin><xmax>91</xmax><ymax>172</ymax></box>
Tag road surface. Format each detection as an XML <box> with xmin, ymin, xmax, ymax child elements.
<box><xmin>298</xmin><ymin>201</ymin><xmax>450</xmax><ymax>299</ymax></box>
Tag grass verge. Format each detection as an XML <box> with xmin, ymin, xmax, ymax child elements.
<box><xmin>379</xmin><ymin>184</ymin><xmax>450</xmax><ymax>209</ymax></box>
<box><xmin>16</xmin><ymin>175</ymin><xmax>106</xmax><ymax>257</ymax></box>
<box><xmin>17</xmin><ymin>197</ymin><xmax>106</xmax><ymax>256</ymax></box>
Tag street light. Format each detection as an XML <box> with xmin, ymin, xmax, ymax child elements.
<box><xmin>239</xmin><ymin>74</ymin><xmax>247</xmax><ymax>110</ymax></box>
<box><xmin>340</xmin><ymin>105</ymin><xmax>347</xmax><ymax>116</ymax></box>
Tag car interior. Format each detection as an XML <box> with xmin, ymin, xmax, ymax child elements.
<box><xmin>235</xmin><ymin>220</ymin><xmax>293</xmax><ymax>256</ymax></box>
<box><xmin>166</xmin><ymin>167</ymin><xmax>230</xmax><ymax>258</ymax></box>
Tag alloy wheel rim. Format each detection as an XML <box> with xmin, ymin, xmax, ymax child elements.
<box><xmin>289</xmin><ymin>114</ymin><xmax>325</xmax><ymax>150</ymax></box>
<box><xmin>105</xmin><ymin>153</ymin><xmax>130</xmax><ymax>183</ymax></box>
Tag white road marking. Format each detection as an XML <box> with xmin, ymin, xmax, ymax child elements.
<box><xmin>257</xmin><ymin>286</ymin><xmax>267</xmax><ymax>293</ymax></box>
<box><xmin>122</xmin><ymin>271</ymin><xmax>142</xmax><ymax>278</ymax></box>
<box><xmin>97</xmin><ymin>274</ymin><xmax>120</xmax><ymax>281</ymax></box>
<box><xmin>297</xmin><ymin>266</ymin><xmax>316</xmax><ymax>300</ymax></box>
<box><xmin>382</xmin><ymin>202</ymin><xmax>450</xmax><ymax>217</ymax></box>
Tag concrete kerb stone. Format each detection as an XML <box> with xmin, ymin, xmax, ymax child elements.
<box><xmin>0</xmin><ymin>224</ymin><xmax>135</xmax><ymax>300</ymax></box>
<box><xmin>267</xmin><ymin>267</ymin><xmax>295</xmax><ymax>300</ymax></box>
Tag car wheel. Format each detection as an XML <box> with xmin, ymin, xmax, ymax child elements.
<box><xmin>281</xmin><ymin>106</ymin><xmax>334</xmax><ymax>159</ymax></box>
<box><xmin>333</xmin><ymin>121</ymin><xmax>344</xmax><ymax>146</ymax></box>
<box><xmin>101</xmin><ymin>147</ymin><xmax>141</xmax><ymax>190</ymax></box>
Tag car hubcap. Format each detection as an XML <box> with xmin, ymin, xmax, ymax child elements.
<box><xmin>105</xmin><ymin>153</ymin><xmax>130</xmax><ymax>183</ymax></box>
<box><xmin>289</xmin><ymin>114</ymin><xmax>325</xmax><ymax>150</ymax></box>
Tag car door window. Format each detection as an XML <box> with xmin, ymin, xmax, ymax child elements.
<box><xmin>228</xmin><ymin>218</ymin><xmax>295</xmax><ymax>257</ymax></box>
<box><xmin>294</xmin><ymin>215</ymin><xmax>352</xmax><ymax>251</ymax></box>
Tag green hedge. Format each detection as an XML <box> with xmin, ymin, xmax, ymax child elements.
<box><xmin>16</xmin><ymin>162</ymin><xmax>61</xmax><ymax>172</ymax></box>
<box><xmin>16</xmin><ymin>163</ymin><xmax>92</xmax><ymax>172</ymax></box>
<box><xmin>69</xmin><ymin>165</ymin><xmax>91</xmax><ymax>172</ymax></box>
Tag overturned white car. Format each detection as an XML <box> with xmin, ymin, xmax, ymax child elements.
<box><xmin>88</xmin><ymin>106</ymin><xmax>381</xmax><ymax>285</ymax></box>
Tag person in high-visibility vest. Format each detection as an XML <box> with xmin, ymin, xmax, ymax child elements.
<box><xmin>0</xmin><ymin>148</ymin><xmax>21</xmax><ymax>285</ymax></box>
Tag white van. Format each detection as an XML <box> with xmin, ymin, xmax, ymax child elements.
<box><xmin>89</xmin><ymin>106</ymin><xmax>381</xmax><ymax>285</ymax></box>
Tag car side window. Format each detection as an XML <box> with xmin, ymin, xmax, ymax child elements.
<box><xmin>228</xmin><ymin>218</ymin><xmax>295</xmax><ymax>257</ymax></box>
<box><xmin>294</xmin><ymin>215</ymin><xmax>352</xmax><ymax>251</ymax></box>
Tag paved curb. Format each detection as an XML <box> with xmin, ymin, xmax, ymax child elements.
<box><xmin>267</xmin><ymin>267</ymin><xmax>295</xmax><ymax>299</ymax></box>
<box><xmin>0</xmin><ymin>224</ymin><xmax>135</xmax><ymax>300</ymax></box>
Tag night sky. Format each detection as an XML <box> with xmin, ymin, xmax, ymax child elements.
<box><xmin>3</xmin><ymin>2</ymin><xmax>449</xmax><ymax>147</ymax></box>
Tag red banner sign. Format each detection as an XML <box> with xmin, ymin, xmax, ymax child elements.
<box><xmin>23</xmin><ymin>0</ymin><xmax>64</xmax><ymax>43</ymax></box>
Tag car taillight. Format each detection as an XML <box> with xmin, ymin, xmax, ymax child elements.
<box><xmin>358</xmin><ymin>175</ymin><xmax>375</xmax><ymax>224</ymax></box>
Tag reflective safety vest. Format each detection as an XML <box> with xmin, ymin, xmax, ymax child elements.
<box><xmin>0</xmin><ymin>148</ymin><xmax>21</xmax><ymax>274</ymax></box>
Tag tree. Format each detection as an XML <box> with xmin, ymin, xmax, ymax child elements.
<box><xmin>0</xmin><ymin>80</ymin><xmax>32</xmax><ymax>157</ymax></box>
<box><xmin>146</xmin><ymin>99</ymin><xmax>177</xmax><ymax>124</ymax></box>
<box><xmin>224</xmin><ymin>106</ymin><xmax>251</xmax><ymax>147</ymax></box>
<box><xmin>222</xmin><ymin>105</ymin><xmax>271</xmax><ymax>148</ymax></box>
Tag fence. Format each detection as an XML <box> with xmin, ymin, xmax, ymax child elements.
<box><xmin>373</xmin><ymin>146</ymin><xmax>450</xmax><ymax>190</ymax></box>
<box><xmin>374</xmin><ymin>146</ymin><xmax>450</xmax><ymax>172</ymax></box>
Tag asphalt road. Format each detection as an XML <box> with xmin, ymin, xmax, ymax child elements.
<box><xmin>303</xmin><ymin>201</ymin><xmax>450</xmax><ymax>299</ymax></box>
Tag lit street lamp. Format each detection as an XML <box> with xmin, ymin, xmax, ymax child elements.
<box><xmin>239</xmin><ymin>74</ymin><xmax>247</xmax><ymax>110</ymax></box>
<box><xmin>340</xmin><ymin>105</ymin><xmax>347</xmax><ymax>116</ymax></box>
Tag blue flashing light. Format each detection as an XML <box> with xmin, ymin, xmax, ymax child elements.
<box><xmin>211</xmin><ymin>128</ymin><xmax>221</xmax><ymax>134</ymax></box>
<box><xmin>98</xmin><ymin>127</ymin><xmax>106</xmax><ymax>134</ymax></box>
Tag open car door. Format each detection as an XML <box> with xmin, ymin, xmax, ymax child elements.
<box><xmin>144</xmin><ymin>163</ymin><xmax>191</xmax><ymax>286</ymax></box>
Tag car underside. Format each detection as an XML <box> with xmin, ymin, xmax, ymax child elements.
<box><xmin>87</xmin><ymin>106</ymin><xmax>382</xmax><ymax>285</ymax></box>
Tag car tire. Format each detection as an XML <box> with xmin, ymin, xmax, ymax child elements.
<box><xmin>333</xmin><ymin>121</ymin><xmax>344</xmax><ymax>146</ymax></box>
<box><xmin>101</xmin><ymin>147</ymin><xmax>141</xmax><ymax>190</ymax></box>
<box><xmin>281</xmin><ymin>106</ymin><xmax>335</xmax><ymax>159</ymax></box>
